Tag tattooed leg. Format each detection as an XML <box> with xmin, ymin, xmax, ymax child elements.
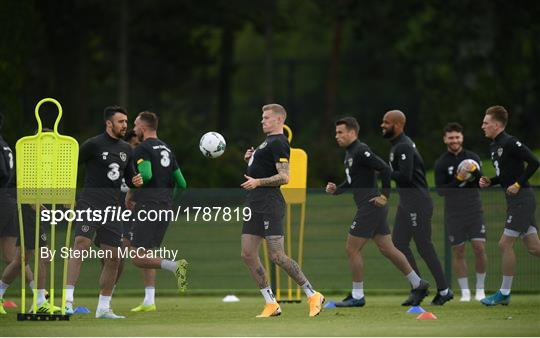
<box><xmin>241</xmin><ymin>234</ymin><xmax>269</xmax><ymax>289</ymax></box>
<box><xmin>266</xmin><ymin>235</ymin><xmax>308</xmax><ymax>285</ymax></box>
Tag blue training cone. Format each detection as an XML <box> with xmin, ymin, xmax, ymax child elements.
<box><xmin>407</xmin><ymin>306</ymin><xmax>426</xmax><ymax>314</ymax></box>
<box><xmin>74</xmin><ymin>306</ymin><xmax>91</xmax><ymax>314</ymax></box>
<box><xmin>323</xmin><ymin>301</ymin><xmax>336</xmax><ymax>309</ymax></box>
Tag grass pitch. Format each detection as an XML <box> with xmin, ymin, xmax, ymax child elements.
<box><xmin>1</xmin><ymin>294</ymin><xmax>539</xmax><ymax>336</ymax></box>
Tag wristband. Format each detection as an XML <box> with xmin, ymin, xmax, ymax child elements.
<box><xmin>513</xmin><ymin>182</ymin><xmax>521</xmax><ymax>188</ymax></box>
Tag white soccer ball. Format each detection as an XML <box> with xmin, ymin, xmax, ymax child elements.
<box><xmin>199</xmin><ymin>132</ymin><xmax>226</xmax><ymax>158</ymax></box>
<box><xmin>457</xmin><ymin>159</ymin><xmax>480</xmax><ymax>182</ymax></box>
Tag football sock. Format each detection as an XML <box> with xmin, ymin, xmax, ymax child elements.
<box><xmin>302</xmin><ymin>281</ymin><xmax>316</xmax><ymax>298</ymax></box>
<box><xmin>476</xmin><ymin>272</ymin><xmax>486</xmax><ymax>290</ymax></box>
<box><xmin>160</xmin><ymin>260</ymin><xmax>177</xmax><ymax>272</ymax></box>
<box><xmin>0</xmin><ymin>280</ymin><xmax>9</xmax><ymax>298</ymax></box>
<box><xmin>143</xmin><ymin>287</ymin><xmax>155</xmax><ymax>306</ymax></box>
<box><xmin>406</xmin><ymin>271</ymin><xmax>421</xmax><ymax>289</ymax></box>
<box><xmin>457</xmin><ymin>277</ymin><xmax>469</xmax><ymax>292</ymax></box>
<box><xmin>260</xmin><ymin>287</ymin><xmax>276</xmax><ymax>304</ymax></box>
<box><xmin>352</xmin><ymin>281</ymin><xmax>364</xmax><ymax>299</ymax></box>
<box><xmin>97</xmin><ymin>294</ymin><xmax>111</xmax><ymax>311</ymax></box>
<box><xmin>37</xmin><ymin>289</ymin><xmax>47</xmax><ymax>306</ymax></box>
<box><xmin>65</xmin><ymin>285</ymin><xmax>75</xmax><ymax>303</ymax></box>
<box><xmin>500</xmin><ymin>276</ymin><xmax>513</xmax><ymax>295</ymax></box>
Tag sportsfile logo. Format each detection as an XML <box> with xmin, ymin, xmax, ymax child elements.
<box><xmin>41</xmin><ymin>205</ymin><xmax>253</xmax><ymax>225</ymax></box>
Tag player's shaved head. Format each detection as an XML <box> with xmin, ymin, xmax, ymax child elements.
<box><xmin>385</xmin><ymin>110</ymin><xmax>406</xmax><ymax>125</ymax></box>
<box><xmin>381</xmin><ymin>110</ymin><xmax>406</xmax><ymax>139</ymax></box>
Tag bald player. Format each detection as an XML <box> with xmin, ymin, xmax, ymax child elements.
<box><xmin>381</xmin><ymin>110</ymin><xmax>453</xmax><ymax>306</ymax></box>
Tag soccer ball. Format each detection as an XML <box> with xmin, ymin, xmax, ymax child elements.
<box><xmin>199</xmin><ymin>132</ymin><xmax>226</xmax><ymax>158</ymax></box>
<box><xmin>457</xmin><ymin>159</ymin><xmax>480</xmax><ymax>182</ymax></box>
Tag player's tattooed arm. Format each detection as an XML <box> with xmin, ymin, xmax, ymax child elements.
<box><xmin>258</xmin><ymin>162</ymin><xmax>290</xmax><ymax>187</ymax></box>
<box><xmin>241</xmin><ymin>162</ymin><xmax>289</xmax><ymax>190</ymax></box>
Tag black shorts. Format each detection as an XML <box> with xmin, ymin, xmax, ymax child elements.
<box><xmin>130</xmin><ymin>202</ymin><xmax>170</xmax><ymax>249</ymax></box>
<box><xmin>242</xmin><ymin>210</ymin><xmax>284</xmax><ymax>237</ymax></box>
<box><xmin>73</xmin><ymin>200</ymin><xmax>123</xmax><ymax>248</ymax></box>
<box><xmin>349</xmin><ymin>205</ymin><xmax>390</xmax><ymax>238</ymax></box>
<box><xmin>446</xmin><ymin>212</ymin><xmax>486</xmax><ymax>246</ymax></box>
<box><xmin>94</xmin><ymin>220</ymin><xmax>133</xmax><ymax>247</ymax></box>
<box><xmin>16</xmin><ymin>205</ymin><xmax>48</xmax><ymax>250</ymax></box>
<box><xmin>122</xmin><ymin>220</ymin><xmax>134</xmax><ymax>241</ymax></box>
<box><xmin>505</xmin><ymin>189</ymin><xmax>537</xmax><ymax>234</ymax></box>
<box><xmin>0</xmin><ymin>197</ymin><xmax>17</xmax><ymax>238</ymax></box>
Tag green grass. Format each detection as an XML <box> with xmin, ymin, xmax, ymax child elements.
<box><xmin>1</xmin><ymin>295</ymin><xmax>539</xmax><ymax>336</ymax></box>
<box><xmin>1</xmin><ymin>189</ymin><xmax>539</xmax><ymax>336</ymax></box>
<box><xmin>2</xmin><ymin>189</ymin><xmax>539</xmax><ymax>295</ymax></box>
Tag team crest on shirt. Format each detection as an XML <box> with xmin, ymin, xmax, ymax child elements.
<box><xmin>348</xmin><ymin>158</ymin><xmax>353</xmax><ymax>167</ymax></box>
<box><xmin>447</xmin><ymin>166</ymin><xmax>454</xmax><ymax>176</ymax></box>
<box><xmin>497</xmin><ymin>147</ymin><xmax>503</xmax><ymax>157</ymax></box>
<box><xmin>101</xmin><ymin>152</ymin><xmax>109</xmax><ymax>160</ymax></box>
<box><xmin>81</xmin><ymin>225</ymin><xmax>90</xmax><ymax>233</ymax></box>
<box><xmin>259</xmin><ymin>141</ymin><xmax>268</xmax><ymax>149</ymax></box>
<box><xmin>389</xmin><ymin>153</ymin><xmax>394</xmax><ymax>162</ymax></box>
<box><xmin>119</xmin><ymin>152</ymin><xmax>127</xmax><ymax>162</ymax></box>
<box><xmin>41</xmin><ymin>233</ymin><xmax>47</xmax><ymax>241</ymax></box>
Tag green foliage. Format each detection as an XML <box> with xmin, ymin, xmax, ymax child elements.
<box><xmin>1</xmin><ymin>1</ymin><xmax>539</xmax><ymax>187</ymax></box>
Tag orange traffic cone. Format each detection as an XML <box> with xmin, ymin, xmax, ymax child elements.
<box><xmin>416</xmin><ymin>312</ymin><xmax>437</xmax><ymax>320</ymax></box>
